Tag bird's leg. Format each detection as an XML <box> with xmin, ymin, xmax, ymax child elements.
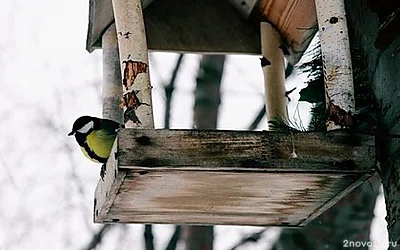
<box><xmin>100</xmin><ymin>164</ymin><xmax>106</xmax><ymax>181</ymax></box>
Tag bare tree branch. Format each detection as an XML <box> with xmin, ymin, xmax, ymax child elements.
<box><xmin>144</xmin><ymin>224</ymin><xmax>155</xmax><ymax>250</ymax></box>
<box><xmin>248</xmin><ymin>106</ymin><xmax>266</xmax><ymax>130</ymax></box>
<box><xmin>165</xmin><ymin>225</ymin><xmax>182</xmax><ymax>250</ymax></box>
<box><xmin>0</xmin><ymin>152</ymin><xmax>16</xmax><ymax>188</ymax></box>
<box><xmin>81</xmin><ymin>224</ymin><xmax>114</xmax><ymax>250</ymax></box>
<box><xmin>164</xmin><ymin>54</ymin><xmax>184</xmax><ymax>129</ymax></box>
<box><xmin>229</xmin><ymin>228</ymin><xmax>268</xmax><ymax>250</ymax></box>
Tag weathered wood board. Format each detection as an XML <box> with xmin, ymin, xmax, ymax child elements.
<box><xmin>87</xmin><ymin>0</ymin><xmax>260</xmax><ymax>54</ymax></box>
<box><xmin>87</xmin><ymin>0</ymin><xmax>317</xmax><ymax>64</ymax></box>
<box><xmin>94</xmin><ymin>129</ymin><xmax>375</xmax><ymax>226</ymax></box>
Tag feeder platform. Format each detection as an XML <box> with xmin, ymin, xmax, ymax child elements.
<box><xmin>94</xmin><ymin>129</ymin><xmax>375</xmax><ymax>226</ymax></box>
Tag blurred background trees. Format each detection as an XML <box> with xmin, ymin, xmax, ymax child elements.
<box><xmin>0</xmin><ymin>0</ymin><xmax>389</xmax><ymax>249</ymax></box>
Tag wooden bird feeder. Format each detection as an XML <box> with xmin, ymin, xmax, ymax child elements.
<box><xmin>87</xmin><ymin>0</ymin><xmax>376</xmax><ymax>226</ymax></box>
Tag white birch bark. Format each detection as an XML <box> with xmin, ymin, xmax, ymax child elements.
<box><xmin>261</xmin><ymin>22</ymin><xmax>288</xmax><ymax>129</ymax></box>
<box><xmin>315</xmin><ymin>0</ymin><xmax>355</xmax><ymax>130</ymax></box>
<box><xmin>112</xmin><ymin>0</ymin><xmax>154</xmax><ymax>129</ymax></box>
<box><xmin>102</xmin><ymin>23</ymin><xmax>123</xmax><ymax>124</ymax></box>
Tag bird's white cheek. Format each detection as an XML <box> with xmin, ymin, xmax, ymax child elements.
<box><xmin>77</xmin><ymin>121</ymin><xmax>94</xmax><ymax>133</ymax></box>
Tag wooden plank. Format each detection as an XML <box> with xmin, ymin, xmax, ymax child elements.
<box><xmin>298</xmin><ymin>172</ymin><xmax>373</xmax><ymax>226</ymax></box>
<box><xmin>94</xmin><ymin>130</ymin><xmax>375</xmax><ymax>225</ymax></box>
<box><xmin>86</xmin><ymin>0</ymin><xmax>154</xmax><ymax>52</ymax></box>
<box><xmin>143</xmin><ymin>0</ymin><xmax>260</xmax><ymax>54</ymax></box>
<box><xmin>99</xmin><ymin>170</ymin><xmax>362</xmax><ymax>225</ymax></box>
<box><xmin>94</xmin><ymin>139</ymin><xmax>127</xmax><ymax>222</ymax></box>
<box><xmin>86</xmin><ymin>0</ymin><xmax>317</xmax><ymax>64</ymax></box>
<box><xmin>116</xmin><ymin>129</ymin><xmax>375</xmax><ymax>172</ymax></box>
<box><xmin>87</xmin><ymin>0</ymin><xmax>259</xmax><ymax>54</ymax></box>
<box><xmin>257</xmin><ymin>0</ymin><xmax>317</xmax><ymax>64</ymax></box>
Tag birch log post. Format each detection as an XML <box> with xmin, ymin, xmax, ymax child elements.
<box><xmin>102</xmin><ymin>23</ymin><xmax>123</xmax><ymax>123</ymax></box>
<box><xmin>260</xmin><ymin>22</ymin><xmax>288</xmax><ymax>129</ymax></box>
<box><xmin>112</xmin><ymin>0</ymin><xmax>154</xmax><ymax>128</ymax></box>
<box><xmin>315</xmin><ymin>0</ymin><xmax>355</xmax><ymax>131</ymax></box>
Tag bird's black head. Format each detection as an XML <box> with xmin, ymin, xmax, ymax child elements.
<box><xmin>68</xmin><ymin>116</ymin><xmax>98</xmax><ymax>136</ymax></box>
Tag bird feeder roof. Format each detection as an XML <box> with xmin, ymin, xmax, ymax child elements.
<box><xmin>86</xmin><ymin>0</ymin><xmax>317</xmax><ymax>64</ymax></box>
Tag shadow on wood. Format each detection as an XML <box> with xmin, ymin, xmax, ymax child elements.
<box><xmin>87</xmin><ymin>0</ymin><xmax>317</xmax><ymax>64</ymax></box>
<box><xmin>94</xmin><ymin>129</ymin><xmax>375</xmax><ymax>226</ymax></box>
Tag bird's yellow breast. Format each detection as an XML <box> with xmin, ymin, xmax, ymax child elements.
<box><xmin>80</xmin><ymin>146</ymin><xmax>101</xmax><ymax>163</ymax></box>
<box><xmin>82</xmin><ymin>129</ymin><xmax>117</xmax><ymax>162</ymax></box>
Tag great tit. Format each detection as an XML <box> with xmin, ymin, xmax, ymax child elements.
<box><xmin>68</xmin><ymin>116</ymin><xmax>124</xmax><ymax>178</ymax></box>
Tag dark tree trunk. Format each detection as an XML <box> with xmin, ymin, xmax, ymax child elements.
<box><xmin>345</xmin><ymin>0</ymin><xmax>400</xmax><ymax>248</ymax></box>
<box><xmin>164</xmin><ymin>54</ymin><xmax>184</xmax><ymax>129</ymax></box>
<box><xmin>193</xmin><ymin>55</ymin><xmax>225</xmax><ymax>129</ymax></box>
<box><xmin>273</xmin><ymin>0</ymin><xmax>400</xmax><ymax>249</ymax></box>
<box><xmin>183</xmin><ymin>55</ymin><xmax>225</xmax><ymax>250</ymax></box>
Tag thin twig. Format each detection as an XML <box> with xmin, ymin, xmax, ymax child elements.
<box><xmin>165</xmin><ymin>225</ymin><xmax>181</xmax><ymax>250</ymax></box>
<box><xmin>229</xmin><ymin>228</ymin><xmax>268</xmax><ymax>250</ymax></box>
<box><xmin>81</xmin><ymin>224</ymin><xmax>114</xmax><ymax>250</ymax></box>
<box><xmin>164</xmin><ymin>54</ymin><xmax>184</xmax><ymax>128</ymax></box>
<box><xmin>248</xmin><ymin>106</ymin><xmax>266</xmax><ymax>130</ymax></box>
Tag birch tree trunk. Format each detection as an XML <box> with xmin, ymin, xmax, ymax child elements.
<box><xmin>260</xmin><ymin>22</ymin><xmax>288</xmax><ymax>128</ymax></box>
<box><xmin>102</xmin><ymin>23</ymin><xmax>123</xmax><ymax>123</ymax></box>
<box><xmin>111</xmin><ymin>0</ymin><xmax>154</xmax><ymax>129</ymax></box>
<box><xmin>183</xmin><ymin>55</ymin><xmax>225</xmax><ymax>250</ymax></box>
<box><xmin>315</xmin><ymin>0</ymin><xmax>355</xmax><ymax>130</ymax></box>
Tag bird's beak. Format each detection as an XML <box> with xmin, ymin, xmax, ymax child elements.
<box><xmin>68</xmin><ymin>131</ymin><xmax>75</xmax><ymax>136</ymax></box>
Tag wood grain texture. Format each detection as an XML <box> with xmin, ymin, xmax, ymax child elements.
<box><xmin>257</xmin><ymin>0</ymin><xmax>318</xmax><ymax>64</ymax></box>
<box><xmin>298</xmin><ymin>172</ymin><xmax>372</xmax><ymax>226</ymax></box>
<box><xmin>116</xmin><ymin>129</ymin><xmax>375</xmax><ymax>172</ymax></box>
<box><xmin>99</xmin><ymin>170</ymin><xmax>368</xmax><ymax>225</ymax></box>
<box><xmin>93</xmin><ymin>129</ymin><xmax>375</xmax><ymax>225</ymax></box>
<box><xmin>87</xmin><ymin>0</ymin><xmax>317</xmax><ymax>64</ymax></box>
<box><xmin>94</xmin><ymin>139</ymin><xmax>127</xmax><ymax>223</ymax></box>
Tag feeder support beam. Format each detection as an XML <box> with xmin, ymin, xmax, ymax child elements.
<box><xmin>260</xmin><ymin>22</ymin><xmax>288</xmax><ymax>129</ymax></box>
<box><xmin>102</xmin><ymin>23</ymin><xmax>123</xmax><ymax>123</ymax></box>
<box><xmin>112</xmin><ymin>0</ymin><xmax>154</xmax><ymax>129</ymax></box>
<box><xmin>315</xmin><ymin>0</ymin><xmax>355</xmax><ymax>130</ymax></box>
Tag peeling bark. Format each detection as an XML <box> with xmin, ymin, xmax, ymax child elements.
<box><xmin>315</xmin><ymin>0</ymin><xmax>355</xmax><ymax>130</ymax></box>
<box><xmin>111</xmin><ymin>0</ymin><xmax>154</xmax><ymax>128</ymax></box>
<box><xmin>327</xmin><ymin>102</ymin><xmax>353</xmax><ymax>128</ymax></box>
